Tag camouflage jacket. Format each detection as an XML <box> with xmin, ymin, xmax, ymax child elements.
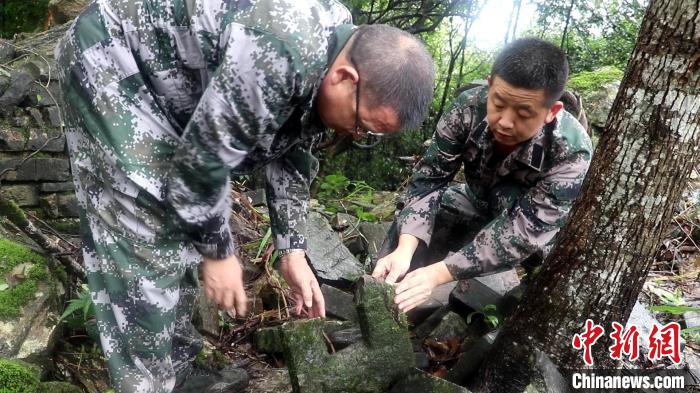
<box><xmin>56</xmin><ymin>0</ymin><xmax>352</xmax><ymax>259</ymax></box>
<box><xmin>400</xmin><ymin>86</ymin><xmax>593</xmax><ymax>280</ymax></box>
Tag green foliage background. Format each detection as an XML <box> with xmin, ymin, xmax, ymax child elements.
<box><xmin>0</xmin><ymin>0</ymin><xmax>49</xmax><ymax>39</ymax></box>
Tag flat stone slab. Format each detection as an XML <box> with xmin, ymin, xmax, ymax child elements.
<box><xmin>306</xmin><ymin>212</ymin><xmax>364</xmax><ymax>286</ymax></box>
<box><xmin>321</xmin><ymin>284</ymin><xmax>358</xmax><ymax>322</ymax></box>
<box><xmin>450</xmin><ymin>269</ymin><xmax>520</xmax><ymax>315</ymax></box>
<box><xmin>269</xmin><ymin>276</ymin><xmax>415</xmax><ymax>392</ymax></box>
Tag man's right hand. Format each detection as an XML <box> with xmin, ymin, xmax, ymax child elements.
<box><xmin>372</xmin><ymin>233</ymin><xmax>420</xmax><ymax>284</ymax></box>
<box><xmin>201</xmin><ymin>255</ymin><xmax>248</xmax><ymax>318</ymax></box>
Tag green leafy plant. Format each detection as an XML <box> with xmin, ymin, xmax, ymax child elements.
<box><xmin>467</xmin><ymin>304</ymin><xmax>499</xmax><ymax>329</ymax></box>
<box><xmin>316</xmin><ymin>174</ymin><xmax>378</xmax><ymax>221</ymax></box>
<box><xmin>59</xmin><ymin>284</ymin><xmax>96</xmax><ymax>331</ymax></box>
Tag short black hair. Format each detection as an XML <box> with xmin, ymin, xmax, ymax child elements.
<box><xmin>491</xmin><ymin>38</ymin><xmax>569</xmax><ymax>106</ymax></box>
<box><xmin>348</xmin><ymin>25</ymin><xmax>435</xmax><ymax>130</ymax></box>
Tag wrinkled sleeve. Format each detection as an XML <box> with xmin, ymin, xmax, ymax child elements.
<box><xmin>397</xmin><ymin>100</ymin><xmax>471</xmax><ymax>244</ymax></box>
<box><xmin>442</xmin><ymin>151</ymin><xmax>591</xmax><ymax>280</ymax></box>
<box><xmin>167</xmin><ymin>26</ymin><xmax>302</xmax><ymax>259</ymax></box>
<box><xmin>265</xmin><ymin>136</ymin><xmax>318</xmax><ymax>250</ymax></box>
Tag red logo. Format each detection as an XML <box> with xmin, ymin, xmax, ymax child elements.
<box><xmin>648</xmin><ymin>322</ymin><xmax>681</xmax><ymax>364</ymax></box>
<box><xmin>572</xmin><ymin>319</ymin><xmax>605</xmax><ymax>366</ymax></box>
<box><xmin>609</xmin><ymin>322</ymin><xmax>640</xmax><ymax>361</ymax></box>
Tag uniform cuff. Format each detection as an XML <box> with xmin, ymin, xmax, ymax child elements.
<box><xmin>442</xmin><ymin>251</ymin><xmax>482</xmax><ymax>280</ymax></box>
<box><xmin>191</xmin><ymin>227</ymin><xmax>236</xmax><ymax>260</ymax></box>
<box><xmin>273</xmin><ymin>233</ymin><xmax>307</xmax><ymax>251</ymax></box>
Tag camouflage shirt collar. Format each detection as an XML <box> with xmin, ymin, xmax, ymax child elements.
<box><xmin>469</xmin><ymin>118</ymin><xmax>549</xmax><ymax>172</ymax></box>
<box><xmin>326</xmin><ymin>24</ymin><xmax>358</xmax><ymax>67</ymax></box>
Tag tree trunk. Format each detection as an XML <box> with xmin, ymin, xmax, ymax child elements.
<box><xmin>474</xmin><ymin>0</ymin><xmax>700</xmax><ymax>391</ymax></box>
<box><xmin>560</xmin><ymin>0</ymin><xmax>575</xmax><ymax>50</ymax></box>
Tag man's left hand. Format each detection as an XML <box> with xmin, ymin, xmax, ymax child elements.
<box><xmin>279</xmin><ymin>251</ymin><xmax>326</xmax><ymax>318</ymax></box>
<box><xmin>394</xmin><ymin>261</ymin><xmax>454</xmax><ymax>312</ymax></box>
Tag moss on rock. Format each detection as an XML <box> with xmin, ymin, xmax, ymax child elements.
<box><xmin>0</xmin><ymin>238</ymin><xmax>49</xmax><ymax>318</ymax></box>
<box><xmin>0</xmin><ymin>358</ymin><xmax>40</xmax><ymax>393</ymax></box>
<box><xmin>567</xmin><ymin>66</ymin><xmax>623</xmax><ymax>95</ymax></box>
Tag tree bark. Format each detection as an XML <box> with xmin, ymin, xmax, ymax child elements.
<box><xmin>474</xmin><ymin>0</ymin><xmax>700</xmax><ymax>391</ymax></box>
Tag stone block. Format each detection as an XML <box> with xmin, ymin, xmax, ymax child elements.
<box><xmin>0</xmin><ymin>128</ymin><xmax>65</xmax><ymax>152</ymax></box>
<box><xmin>274</xmin><ymin>275</ymin><xmax>415</xmax><ymax>392</ymax></box>
<box><xmin>39</xmin><ymin>182</ymin><xmax>74</xmax><ymax>193</ymax></box>
<box><xmin>43</xmin><ymin>106</ymin><xmax>62</xmax><ymax>128</ymax></box>
<box><xmin>450</xmin><ymin>269</ymin><xmax>520</xmax><ymax>314</ymax></box>
<box><xmin>40</xmin><ymin>193</ymin><xmax>79</xmax><ymax>218</ymax></box>
<box><xmin>0</xmin><ymin>71</ymin><xmax>35</xmax><ymax>116</ymax></box>
<box><xmin>27</xmin><ymin>108</ymin><xmax>45</xmax><ymax>128</ymax></box>
<box><xmin>327</xmin><ymin>327</ymin><xmax>362</xmax><ymax>350</ymax></box>
<box><xmin>321</xmin><ymin>284</ymin><xmax>358</xmax><ymax>322</ymax></box>
<box><xmin>0</xmin><ymin>185</ymin><xmax>39</xmax><ymax>206</ymax></box>
<box><xmin>0</xmin><ymin>158</ymin><xmax>70</xmax><ymax>182</ymax></box>
<box><xmin>358</xmin><ymin>221</ymin><xmax>392</xmax><ymax>261</ymax></box>
<box><xmin>428</xmin><ymin>311</ymin><xmax>468</xmax><ymax>342</ymax></box>
<box><xmin>306</xmin><ymin>212</ymin><xmax>364</xmax><ymax>287</ymax></box>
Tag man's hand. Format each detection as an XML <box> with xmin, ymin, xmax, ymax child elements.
<box><xmin>372</xmin><ymin>234</ymin><xmax>420</xmax><ymax>284</ymax></box>
<box><xmin>201</xmin><ymin>255</ymin><xmax>248</xmax><ymax>318</ymax></box>
<box><xmin>279</xmin><ymin>251</ymin><xmax>325</xmax><ymax>318</ymax></box>
<box><xmin>394</xmin><ymin>261</ymin><xmax>454</xmax><ymax>312</ymax></box>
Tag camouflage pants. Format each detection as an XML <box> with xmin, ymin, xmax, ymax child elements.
<box><xmin>66</xmin><ymin>127</ymin><xmax>203</xmax><ymax>393</ymax></box>
<box><xmin>379</xmin><ymin>182</ymin><xmax>530</xmax><ymax>269</ymax></box>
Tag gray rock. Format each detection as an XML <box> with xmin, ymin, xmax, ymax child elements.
<box><xmin>43</xmin><ymin>106</ymin><xmax>63</xmax><ymax>128</ymax></box>
<box><xmin>321</xmin><ymin>284</ymin><xmax>358</xmax><ymax>322</ymax></box>
<box><xmin>27</xmin><ymin>79</ymin><xmax>63</xmax><ymax>108</ymax></box>
<box><xmin>0</xmin><ymin>185</ymin><xmax>39</xmax><ymax>206</ymax></box>
<box><xmin>0</xmin><ymin>128</ymin><xmax>66</xmax><ymax>152</ymax></box>
<box><xmin>40</xmin><ymin>193</ymin><xmax>80</xmax><ymax>218</ymax></box>
<box><xmin>328</xmin><ymin>327</ymin><xmax>362</xmax><ymax>349</ymax></box>
<box><xmin>331</xmin><ymin>212</ymin><xmax>356</xmax><ymax>231</ymax></box>
<box><xmin>626</xmin><ymin>301</ymin><xmax>685</xmax><ymax>358</ymax></box>
<box><xmin>415</xmin><ymin>306</ymin><xmax>451</xmax><ymax>340</ymax></box>
<box><xmin>413</xmin><ymin>351</ymin><xmax>429</xmax><ymax>369</ymax></box>
<box><xmin>428</xmin><ymin>311</ymin><xmax>468</xmax><ymax>342</ymax></box>
<box><xmin>579</xmin><ymin>80</ymin><xmax>620</xmax><ymax>132</ymax></box>
<box><xmin>0</xmin><ymin>71</ymin><xmax>36</xmax><ymax>116</ymax></box>
<box><xmin>450</xmin><ymin>269</ymin><xmax>520</xmax><ymax>314</ymax></box>
<box><xmin>40</xmin><ymin>182</ymin><xmax>74</xmax><ymax>193</ymax></box>
<box><xmin>0</xmin><ymin>39</ymin><xmax>15</xmax><ymax>64</ymax></box>
<box><xmin>306</xmin><ymin>212</ymin><xmax>364</xmax><ymax>286</ymax></box>
<box><xmin>0</xmin><ymin>158</ymin><xmax>71</xmax><ymax>182</ymax></box>
<box><xmin>27</xmin><ymin>108</ymin><xmax>45</xmax><ymax>128</ymax></box>
<box><xmin>11</xmin><ymin>115</ymin><xmax>31</xmax><ymax>128</ymax></box>
<box><xmin>243</xmin><ymin>188</ymin><xmax>266</xmax><ymax>206</ymax></box>
<box><xmin>0</xmin><ymin>277</ymin><xmax>64</xmax><ymax>376</ymax></box>
<box><xmin>390</xmin><ymin>369</ymin><xmax>469</xmax><ymax>393</ymax></box>
<box><xmin>247</xmin><ymin>368</ymin><xmax>293</xmax><ymax>393</ymax></box>
<box><xmin>358</xmin><ymin>221</ymin><xmax>392</xmax><ymax>261</ymax></box>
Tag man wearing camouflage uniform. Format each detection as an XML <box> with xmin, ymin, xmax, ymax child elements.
<box><xmin>372</xmin><ymin>38</ymin><xmax>592</xmax><ymax>312</ymax></box>
<box><xmin>55</xmin><ymin>0</ymin><xmax>435</xmax><ymax>391</ymax></box>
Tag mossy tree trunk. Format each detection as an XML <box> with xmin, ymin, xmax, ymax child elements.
<box><xmin>473</xmin><ymin>0</ymin><xmax>700</xmax><ymax>391</ymax></box>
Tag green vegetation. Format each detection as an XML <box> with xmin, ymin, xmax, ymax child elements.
<box><xmin>0</xmin><ymin>358</ymin><xmax>40</xmax><ymax>393</ymax></box>
<box><xmin>0</xmin><ymin>238</ymin><xmax>49</xmax><ymax>318</ymax></box>
<box><xmin>315</xmin><ymin>174</ymin><xmax>378</xmax><ymax>222</ymax></box>
<box><xmin>568</xmin><ymin>66</ymin><xmax>624</xmax><ymax>95</ymax></box>
<box><xmin>0</xmin><ymin>0</ymin><xmax>50</xmax><ymax>38</ymax></box>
